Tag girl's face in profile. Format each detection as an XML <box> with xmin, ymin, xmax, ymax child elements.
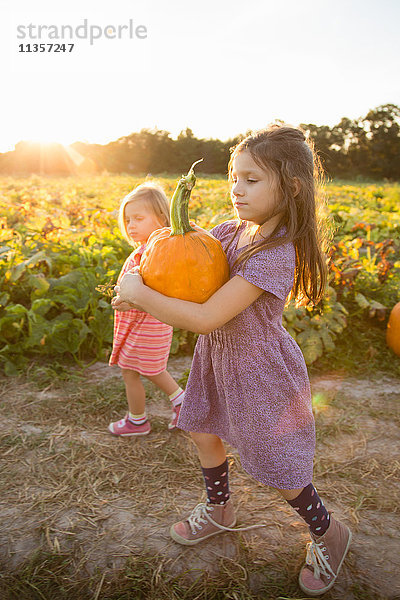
<box><xmin>230</xmin><ymin>150</ymin><xmax>281</xmax><ymax>226</ymax></box>
<box><xmin>124</xmin><ymin>200</ymin><xmax>164</xmax><ymax>244</ymax></box>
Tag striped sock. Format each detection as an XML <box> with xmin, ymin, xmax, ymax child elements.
<box><xmin>169</xmin><ymin>387</ymin><xmax>184</xmax><ymax>407</ymax></box>
<box><xmin>128</xmin><ymin>412</ymin><xmax>147</xmax><ymax>425</ymax></box>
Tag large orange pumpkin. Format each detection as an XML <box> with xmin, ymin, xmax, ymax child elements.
<box><xmin>140</xmin><ymin>160</ymin><xmax>229</xmax><ymax>303</ymax></box>
<box><xmin>386</xmin><ymin>301</ymin><xmax>400</xmax><ymax>356</ymax></box>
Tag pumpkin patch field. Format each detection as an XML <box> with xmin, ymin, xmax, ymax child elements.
<box><xmin>1</xmin><ymin>175</ymin><xmax>399</xmax><ymax>376</ymax></box>
<box><xmin>0</xmin><ymin>175</ymin><xmax>400</xmax><ymax>599</ymax></box>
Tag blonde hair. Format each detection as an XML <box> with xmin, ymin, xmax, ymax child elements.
<box><xmin>118</xmin><ymin>182</ymin><xmax>170</xmax><ymax>245</ymax></box>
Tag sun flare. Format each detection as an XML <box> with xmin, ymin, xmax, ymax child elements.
<box><xmin>27</xmin><ymin>135</ymin><xmax>69</xmax><ymax>147</ymax></box>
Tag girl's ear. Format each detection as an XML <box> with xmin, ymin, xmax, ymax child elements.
<box><xmin>292</xmin><ymin>177</ymin><xmax>301</xmax><ymax>197</ymax></box>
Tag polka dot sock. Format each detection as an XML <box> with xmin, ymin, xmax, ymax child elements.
<box><xmin>201</xmin><ymin>459</ymin><xmax>230</xmax><ymax>505</ymax></box>
<box><xmin>287</xmin><ymin>483</ymin><xmax>330</xmax><ymax>536</ymax></box>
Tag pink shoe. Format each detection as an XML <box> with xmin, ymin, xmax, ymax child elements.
<box><xmin>170</xmin><ymin>500</ymin><xmax>237</xmax><ymax>545</ymax></box>
<box><xmin>168</xmin><ymin>403</ymin><xmax>181</xmax><ymax>430</ymax></box>
<box><xmin>299</xmin><ymin>515</ymin><xmax>352</xmax><ymax>596</ymax></box>
<box><xmin>108</xmin><ymin>415</ymin><xmax>151</xmax><ymax>437</ymax></box>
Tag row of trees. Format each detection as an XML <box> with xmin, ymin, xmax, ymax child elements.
<box><xmin>1</xmin><ymin>104</ymin><xmax>399</xmax><ymax>179</ymax></box>
<box><xmin>301</xmin><ymin>104</ymin><xmax>400</xmax><ymax>180</ymax></box>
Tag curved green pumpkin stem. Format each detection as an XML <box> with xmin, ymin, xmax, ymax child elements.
<box><xmin>170</xmin><ymin>159</ymin><xmax>204</xmax><ymax>236</ymax></box>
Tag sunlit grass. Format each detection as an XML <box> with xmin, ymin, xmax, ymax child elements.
<box><xmin>0</xmin><ymin>366</ymin><xmax>398</xmax><ymax>599</ymax></box>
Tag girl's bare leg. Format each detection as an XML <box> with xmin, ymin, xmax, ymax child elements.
<box><xmin>147</xmin><ymin>370</ymin><xmax>181</xmax><ymax>395</ymax></box>
<box><xmin>190</xmin><ymin>431</ymin><xmax>226</xmax><ymax>468</ymax></box>
<box><xmin>275</xmin><ymin>487</ymin><xmax>304</xmax><ymax>501</ymax></box>
<box><xmin>121</xmin><ymin>369</ymin><xmax>145</xmax><ymax>414</ymax></box>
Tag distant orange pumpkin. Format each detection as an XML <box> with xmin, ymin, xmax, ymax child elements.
<box><xmin>386</xmin><ymin>302</ymin><xmax>400</xmax><ymax>356</ymax></box>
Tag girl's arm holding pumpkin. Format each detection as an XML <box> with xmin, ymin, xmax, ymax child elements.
<box><xmin>112</xmin><ymin>272</ymin><xmax>263</xmax><ymax>334</ymax></box>
<box><xmin>113</xmin><ymin>300</ymin><xmax>136</xmax><ymax>311</ymax></box>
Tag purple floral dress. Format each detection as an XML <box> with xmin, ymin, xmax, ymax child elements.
<box><xmin>177</xmin><ymin>221</ymin><xmax>315</xmax><ymax>489</ymax></box>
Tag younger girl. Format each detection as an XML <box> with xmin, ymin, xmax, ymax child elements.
<box><xmin>108</xmin><ymin>183</ymin><xmax>184</xmax><ymax>436</ymax></box>
<box><xmin>113</xmin><ymin>127</ymin><xmax>352</xmax><ymax>596</ymax></box>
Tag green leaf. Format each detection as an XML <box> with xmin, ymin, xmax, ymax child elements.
<box><xmin>368</xmin><ymin>299</ymin><xmax>387</xmax><ymax>319</ymax></box>
<box><xmin>0</xmin><ymin>305</ymin><xmax>28</xmax><ymax>344</ymax></box>
<box><xmin>325</xmin><ymin>285</ymin><xmax>337</xmax><ymax>302</ymax></box>
<box><xmin>369</xmin><ymin>299</ymin><xmax>386</xmax><ymax>311</ymax></box>
<box><xmin>355</xmin><ymin>292</ymin><xmax>370</xmax><ymax>309</ymax></box>
<box><xmin>48</xmin><ymin>317</ymin><xmax>89</xmax><ymax>354</ymax></box>
<box><xmin>0</xmin><ymin>304</ymin><xmax>28</xmax><ymax>326</ymax></box>
<box><xmin>98</xmin><ymin>299</ymin><xmax>111</xmax><ymax>309</ymax></box>
<box><xmin>337</xmin><ymin>301</ymin><xmax>349</xmax><ymax>315</ymax></box>
<box><xmin>286</xmin><ymin>327</ymin><xmax>297</xmax><ymax>341</ymax></box>
<box><xmin>283</xmin><ymin>304</ymin><xmax>298</xmax><ymax>323</ymax></box>
<box><xmin>30</xmin><ymin>298</ymin><xmax>55</xmax><ymax>317</ymax></box>
<box><xmin>50</xmin><ymin>269</ymin><xmax>97</xmax><ymax>315</ymax></box>
<box><xmin>9</xmin><ymin>262</ymin><xmax>26</xmax><ymax>282</ymax></box>
<box><xmin>0</xmin><ymin>292</ymin><xmax>10</xmax><ymax>307</ymax></box>
<box><xmin>26</xmin><ymin>312</ymin><xmax>52</xmax><ymax>348</ymax></box>
<box><xmin>25</xmin><ymin>250</ymin><xmax>52</xmax><ymax>271</ymax></box>
<box><xmin>297</xmin><ymin>329</ymin><xmax>324</xmax><ymax>365</ymax></box>
<box><xmin>319</xmin><ymin>327</ymin><xmax>335</xmax><ymax>352</ymax></box>
<box><xmin>310</xmin><ymin>314</ymin><xmax>324</xmax><ymax>329</ymax></box>
<box><xmin>321</xmin><ymin>310</ymin><xmax>347</xmax><ymax>334</ymax></box>
<box><xmin>28</xmin><ymin>274</ymin><xmax>50</xmax><ymax>298</ymax></box>
<box><xmin>87</xmin><ymin>308</ymin><xmax>113</xmax><ymax>345</ymax></box>
<box><xmin>294</xmin><ymin>316</ymin><xmax>311</xmax><ymax>331</ymax></box>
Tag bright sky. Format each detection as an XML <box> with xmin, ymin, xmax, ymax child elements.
<box><xmin>1</xmin><ymin>0</ymin><xmax>399</xmax><ymax>152</ymax></box>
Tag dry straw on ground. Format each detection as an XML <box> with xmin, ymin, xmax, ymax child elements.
<box><xmin>0</xmin><ymin>357</ymin><xmax>399</xmax><ymax>599</ymax></box>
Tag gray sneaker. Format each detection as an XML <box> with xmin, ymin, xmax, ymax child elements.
<box><xmin>170</xmin><ymin>500</ymin><xmax>237</xmax><ymax>545</ymax></box>
<box><xmin>299</xmin><ymin>515</ymin><xmax>352</xmax><ymax>596</ymax></box>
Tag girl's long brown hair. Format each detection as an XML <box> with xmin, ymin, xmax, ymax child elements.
<box><xmin>227</xmin><ymin>125</ymin><xmax>331</xmax><ymax>306</ymax></box>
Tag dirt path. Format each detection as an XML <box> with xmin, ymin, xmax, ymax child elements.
<box><xmin>0</xmin><ymin>358</ymin><xmax>399</xmax><ymax>599</ymax></box>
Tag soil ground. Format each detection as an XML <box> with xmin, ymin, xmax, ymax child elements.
<box><xmin>0</xmin><ymin>357</ymin><xmax>399</xmax><ymax>599</ymax></box>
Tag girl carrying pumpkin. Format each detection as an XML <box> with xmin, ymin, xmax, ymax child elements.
<box><xmin>108</xmin><ymin>183</ymin><xmax>184</xmax><ymax>436</ymax></box>
<box><xmin>112</xmin><ymin>126</ymin><xmax>352</xmax><ymax>596</ymax></box>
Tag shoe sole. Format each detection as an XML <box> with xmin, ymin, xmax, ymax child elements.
<box><xmin>107</xmin><ymin>425</ymin><xmax>151</xmax><ymax>437</ymax></box>
<box><xmin>298</xmin><ymin>529</ymin><xmax>352</xmax><ymax>596</ymax></box>
<box><xmin>169</xmin><ymin>518</ymin><xmax>237</xmax><ymax>546</ymax></box>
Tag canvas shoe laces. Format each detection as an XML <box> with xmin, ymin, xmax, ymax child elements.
<box><xmin>305</xmin><ymin>538</ymin><xmax>336</xmax><ymax>581</ymax></box>
<box><xmin>187</xmin><ymin>502</ymin><xmax>267</xmax><ymax>535</ymax></box>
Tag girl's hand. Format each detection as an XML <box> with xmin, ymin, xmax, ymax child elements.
<box><xmin>189</xmin><ymin>221</ymin><xmax>215</xmax><ymax>239</ymax></box>
<box><xmin>111</xmin><ymin>296</ymin><xmax>134</xmax><ymax>312</ymax></box>
<box><xmin>116</xmin><ymin>271</ymin><xmax>145</xmax><ymax>305</ymax></box>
